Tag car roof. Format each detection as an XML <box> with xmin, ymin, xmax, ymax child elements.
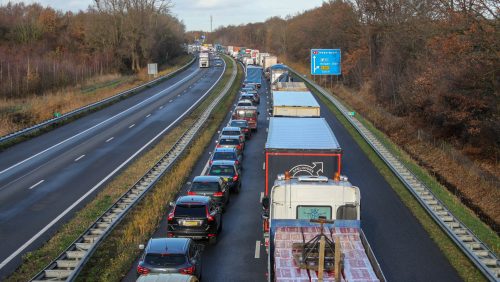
<box><xmin>192</xmin><ymin>175</ymin><xmax>221</xmax><ymax>182</ymax></box>
<box><xmin>214</xmin><ymin>147</ymin><xmax>237</xmax><ymax>152</ymax></box>
<box><xmin>146</xmin><ymin>238</ymin><xmax>189</xmax><ymax>254</ymax></box>
<box><xmin>222</xmin><ymin>126</ymin><xmax>240</xmax><ymax>131</ymax></box>
<box><xmin>211</xmin><ymin>160</ymin><xmax>236</xmax><ymax>166</ymax></box>
<box><xmin>176</xmin><ymin>195</ymin><xmax>210</xmax><ymax>204</ymax></box>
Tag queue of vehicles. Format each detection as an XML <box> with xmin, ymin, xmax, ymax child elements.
<box><xmin>135</xmin><ymin>54</ymin><xmax>262</xmax><ymax>281</ymax></box>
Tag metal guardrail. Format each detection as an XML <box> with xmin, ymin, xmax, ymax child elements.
<box><xmin>290</xmin><ymin>69</ymin><xmax>499</xmax><ymax>281</ymax></box>
<box><xmin>0</xmin><ymin>56</ymin><xmax>197</xmax><ymax>145</ymax></box>
<box><xmin>30</xmin><ymin>56</ymin><xmax>237</xmax><ymax>281</ymax></box>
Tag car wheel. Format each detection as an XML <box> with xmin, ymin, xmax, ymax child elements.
<box><xmin>209</xmin><ymin>236</ymin><xmax>217</xmax><ymax>245</ymax></box>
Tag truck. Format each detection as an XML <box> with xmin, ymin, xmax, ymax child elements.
<box><xmin>261</xmin><ymin>174</ymin><xmax>385</xmax><ymax>281</ymax></box>
<box><xmin>274</xmin><ymin>82</ymin><xmax>308</xmax><ymax>92</ymax></box>
<box><xmin>265</xmin><ymin>117</ymin><xmax>342</xmax><ymax>196</ymax></box>
<box><xmin>232</xmin><ymin>106</ymin><xmax>259</xmax><ymax>131</ymax></box>
<box><xmin>269</xmin><ymin>64</ymin><xmax>288</xmax><ymax>85</ymax></box>
<box><xmin>244</xmin><ymin>65</ymin><xmax>263</xmax><ymax>88</ymax></box>
<box><xmin>258</xmin><ymin>53</ymin><xmax>270</xmax><ymax>66</ymax></box>
<box><xmin>199</xmin><ymin>52</ymin><xmax>209</xmax><ymax>68</ymax></box>
<box><xmin>271</xmin><ymin>91</ymin><xmax>320</xmax><ymax>117</ymax></box>
<box><xmin>263</xmin><ymin>56</ymin><xmax>278</xmax><ymax>71</ymax></box>
<box><xmin>227</xmin><ymin>46</ymin><xmax>234</xmax><ymax>55</ymax></box>
<box><xmin>243</xmin><ymin>57</ymin><xmax>254</xmax><ymax>67</ymax></box>
<box><xmin>251</xmin><ymin>49</ymin><xmax>260</xmax><ymax>64</ymax></box>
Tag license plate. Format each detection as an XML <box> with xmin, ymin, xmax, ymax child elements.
<box><xmin>182</xmin><ymin>220</ymin><xmax>199</xmax><ymax>227</ymax></box>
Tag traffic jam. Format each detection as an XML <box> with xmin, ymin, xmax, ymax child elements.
<box><xmin>135</xmin><ymin>54</ymin><xmax>261</xmax><ymax>281</ymax></box>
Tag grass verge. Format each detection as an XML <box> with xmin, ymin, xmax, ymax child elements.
<box><xmin>298</xmin><ymin>76</ymin><xmax>487</xmax><ymax>281</ymax></box>
<box><xmin>0</xmin><ymin>55</ymin><xmax>194</xmax><ymax>151</ymax></box>
<box><xmin>77</xmin><ymin>56</ymin><xmax>242</xmax><ymax>281</ymax></box>
<box><xmin>5</xmin><ymin>55</ymin><xmax>238</xmax><ymax>282</ymax></box>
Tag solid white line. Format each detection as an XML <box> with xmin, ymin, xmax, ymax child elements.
<box><xmin>255</xmin><ymin>241</ymin><xmax>261</xmax><ymax>258</ymax></box>
<box><xmin>74</xmin><ymin>155</ymin><xmax>85</xmax><ymax>162</ymax></box>
<box><xmin>129</xmin><ymin>124</ymin><xmax>135</xmax><ymax>128</ymax></box>
<box><xmin>0</xmin><ymin>68</ymin><xmax>201</xmax><ymax>176</ymax></box>
<box><xmin>260</xmin><ymin>192</ymin><xmax>264</xmax><ymax>203</ymax></box>
<box><xmin>0</xmin><ymin>59</ymin><xmax>227</xmax><ymax>271</ymax></box>
<box><xmin>29</xmin><ymin>180</ymin><xmax>44</xmax><ymax>190</ymax></box>
<box><xmin>262</xmin><ymin>162</ymin><xmax>265</xmax><ymax>170</ymax></box>
<box><xmin>146</xmin><ymin>114</ymin><xmax>151</xmax><ymax>118</ymax></box>
<box><xmin>105</xmin><ymin>137</ymin><xmax>114</xmax><ymax>143</ymax></box>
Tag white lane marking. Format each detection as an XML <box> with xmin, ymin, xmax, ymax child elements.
<box><xmin>178</xmin><ymin>94</ymin><xmax>181</xmax><ymax>97</ymax></box>
<box><xmin>129</xmin><ymin>124</ymin><xmax>135</xmax><ymax>128</ymax></box>
<box><xmin>105</xmin><ymin>137</ymin><xmax>114</xmax><ymax>143</ymax></box>
<box><xmin>262</xmin><ymin>162</ymin><xmax>265</xmax><ymax>170</ymax></box>
<box><xmin>29</xmin><ymin>180</ymin><xmax>44</xmax><ymax>190</ymax></box>
<box><xmin>159</xmin><ymin>106</ymin><xmax>163</xmax><ymax>109</ymax></box>
<box><xmin>0</xmin><ymin>68</ymin><xmax>201</xmax><ymax>176</ymax></box>
<box><xmin>260</xmin><ymin>192</ymin><xmax>264</xmax><ymax>203</ymax></box>
<box><xmin>169</xmin><ymin>100</ymin><xmax>173</xmax><ymax>103</ymax></box>
<box><xmin>146</xmin><ymin>114</ymin><xmax>151</xmax><ymax>118</ymax></box>
<box><xmin>74</xmin><ymin>155</ymin><xmax>85</xmax><ymax>162</ymax></box>
<box><xmin>0</xmin><ymin>60</ymin><xmax>226</xmax><ymax>272</ymax></box>
<box><xmin>255</xmin><ymin>241</ymin><xmax>261</xmax><ymax>258</ymax></box>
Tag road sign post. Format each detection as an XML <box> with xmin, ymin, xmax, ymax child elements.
<box><xmin>310</xmin><ymin>49</ymin><xmax>341</xmax><ymax>76</ymax></box>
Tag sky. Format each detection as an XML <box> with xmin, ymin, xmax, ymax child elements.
<box><xmin>2</xmin><ymin>0</ymin><xmax>327</xmax><ymax>31</ymax></box>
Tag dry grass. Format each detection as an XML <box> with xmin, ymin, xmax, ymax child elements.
<box><xmin>5</xmin><ymin>55</ymin><xmax>239</xmax><ymax>282</ymax></box>
<box><xmin>0</xmin><ymin>55</ymin><xmax>193</xmax><ymax>137</ymax></box>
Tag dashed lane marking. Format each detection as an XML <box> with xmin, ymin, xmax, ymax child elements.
<box><xmin>29</xmin><ymin>180</ymin><xmax>44</xmax><ymax>190</ymax></box>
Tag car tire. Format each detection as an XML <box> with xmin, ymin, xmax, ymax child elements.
<box><xmin>209</xmin><ymin>236</ymin><xmax>217</xmax><ymax>245</ymax></box>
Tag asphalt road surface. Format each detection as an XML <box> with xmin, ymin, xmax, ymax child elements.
<box><xmin>0</xmin><ymin>56</ymin><xmax>226</xmax><ymax>279</ymax></box>
<box><xmin>125</xmin><ymin>68</ymin><xmax>461</xmax><ymax>281</ymax></box>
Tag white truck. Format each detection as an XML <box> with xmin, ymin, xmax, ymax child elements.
<box><xmin>258</xmin><ymin>53</ymin><xmax>270</xmax><ymax>66</ymax></box>
<box><xmin>263</xmin><ymin>56</ymin><xmax>278</xmax><ymax>70</ymax></box>
<box><xmin>262</xmin><ymin>174</ymin><xmax>385</xmax><ymax>282</ymax></box>
<box><xmin>271</xmin><ymin>91</ymin><xmax>320</xmax><ymax>117</ymax></box>
<box><xmin>199</xmin><ymin>52</ymin><xmax>209</xmax><ymax>68</ymax></box>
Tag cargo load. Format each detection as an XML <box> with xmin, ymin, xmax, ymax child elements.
<box><xmin>274</xmin><ymin>82</ymin><xmax>308</xmax><ymax>92</ymax></box>
<box><xmin>271</xmin><ymin>91</ymin><xmax>320</xmax><ymax>117</ymax></box>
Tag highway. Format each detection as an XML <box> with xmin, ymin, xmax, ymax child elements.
<box><xmin>123</xmin><ymin>68</ymin><xmax>462</xmax><ymax>281</ymax></box>
<box><xmin>0</xmin><ymin>57</ymin><xmax>226</xmax><ymax>279</ymax></box>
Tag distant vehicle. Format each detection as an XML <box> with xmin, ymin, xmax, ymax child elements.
<box><xmin>228</xmin><ymin>119</ymin><xmax>251</xmax><ymax>139</ymax></box>
<box><xmin>206</xmin><ymin>160</ymin><xmax>241</xmax><ymax>193</ymax></box>
<box><xmin>167</xmin><ymin>195</ymin><xmax>222</xmax><ymax>244</ymax></box>
<box><xmin>215</xmin><ymin>60</ymin><xmax>223</xmax><ymax>67</ymax></box>
<box><xmin>136</xmin><ymin>273</ymin><xmax>199</xmax><ymax>282</ymax></box>
<box><xmin>210</xmin><ymin>147</ymin><xmax>242</xmax><ymax>168</ymax></box>
<box><xmin>240</xmin><ymin>93</ymin><xmax>259</xmax><ymax>105</ymax></box>
<box><xmin>199</xmin><ymin>53</ymin><xmax>209</xmax><ymax>68</ymax></box>
<box><xmin>187</xmin><ymin>176</ymin><xmax>230</xmax><ymax>211</ymax></box>
<box><xmin>237</xmin><ymin>99</ymin><xmax>254</xmax><ymax>107</ymax></box>
<box><xmin>220</xmin><ymin>126</ymin><xmax>245</xmax><ymax>142</ymax></box>
<box><xmin>270</xmin><ymin>64</ymin><xmax>288</xmax><ymax>86</ymax></box>
<box><xmin>263</xmin><ymin>55</ymin><xmax>278</xmax><ymax>70</ymax></box>
<box><xmin>136</xmin><ymin>238</ymin><xmax>202</xmax><ymax>278</ymax></box>
<box><xmin>244</xmin><ymin>65</ymin><xmax>263</xmax><ymax>88</ymax></box>
<box><xmin>232</xmin><ymin>106</ymin><xmax>259</xmax><ymax>131</ymax></box>
<box><xmin>216</xmin><ymin>135</ymin><xmax>244</xmax><ymax>155</ymax></box>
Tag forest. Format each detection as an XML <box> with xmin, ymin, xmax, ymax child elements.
<box><xmin>0</xmin><ymin>0</ymin><xmax>185</xmax><ymax>99</ymax></box>
<box><xmin>209</xmin><ymin>0</ymin><xmax>499</xmax><ymax>227</ymax></box>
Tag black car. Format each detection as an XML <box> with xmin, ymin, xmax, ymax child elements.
<box><xmin>137</xmin><ymin>238</ymin><xmax>202</xmax><ymax>278</ymax></box>
<box><xmin>187</xmin><ymin>176</ymin><xmax>230</xmax><ymax>210</ymax></box>
<box><xmin>206</xmin><ymin>160</ymin><xmax>241</xmax><ymax>193</ymax></box>
<box><xmin>167</xmin><ymin>196</ymin><xmax>222</xmax><ymax>244</ymax></box>
<box><xmin>229</xmin><ymin>119</ymin><xmax>251</xmax><ymax>139</ymax></box>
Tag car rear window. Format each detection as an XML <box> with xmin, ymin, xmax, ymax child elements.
<box><xmin>191</xmin><ymin>181</ymin><xmax>220</xmax><ymax>192</ymax></box>
<box><xmin>144</xmin><ymin>253</ymin><xmax>186</xmax><ymax>267</ymax></box>
<box><xmin>213</xmin><ymin>152</ymin><xmax>236</xmax><ymax>160</ymax></box>
<box><xmin>219</xmin><ymin>138</ymin><xmax>239</xmax><ymax>145</ymax></box>
<box><xmin>238</xmin><ymin>102</ymin><xmax>252</xmax><ymax>106</ymax></box>
<box><xmin>209</xmin><ymin>165</ymin><xmax>235</xmax><ymax>176</ymax></box>
<box><xmin>230</xmin><ymin>121</ymin><xmax>248</xmax><ymax>127</ymax></box>
<box><xmin>175</xmin><ymin>205</ymin><xmax>206</xmax><ymax>217</ymax></box>
<box><xmin>222</xmin><ymin>130</ymin><xmax>240</xmax><ymax>136</ymax></box>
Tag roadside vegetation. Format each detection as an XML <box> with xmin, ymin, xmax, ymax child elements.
<box><xmin>0</xmin><ymin>0</ymin><xmax>186</xmax><ymax>136</ymax></box>
<box><xmin>5</xmin><ymin>55</ymin><xmax>239</xmax><ymax>282</ymax></box>
<box><xmin>209</xmin><ymin>0</ymin><xmax>499</xmax><ymax>235</ymax></box>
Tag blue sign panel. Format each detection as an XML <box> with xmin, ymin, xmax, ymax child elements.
<box><xmin>310</xmin><ymin>49</ymin><xmax>341</xmax><ymax>75</ymax></box>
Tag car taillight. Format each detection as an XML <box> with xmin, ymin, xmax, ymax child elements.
<box><xmin>137</xmin><ymin>264</ymin><xmax>150</xmax><ymax>275</ymax></box>
<box><xmin>213</xmin><ymin>192</ymin><xmax>224</xmax><ymax>197</ymax></box>
<box><xmin>236</xmin><ymin>145</ymin><xmax>241</xmax><ymax>150</ymax></box>
<box><xmin>233</xmin><ymin>175</ymin><xmax>239</xmax><ymax>181</ymax></box>
<box><xmin>209</xmin><ymin>160</ymin><xmax>213</xmax><ymax>165</ymax></box>
<box><xmin>235</xmin><ymin>160</ymin><xmax>239</xmax><ymax>165</ymax></box>
<box><xmin>167</xmin><ymin>208</ymin><xmax>175</xmax><ymax>222</ymax></box>
<box><xmin>180</xmin><ymin>266</ymin><xmax>195</xmax><ymax>275</ymax></box>
<box><xmin>216</xmin><ymin>144</ymin><xmax>221</xmax><ymax>148</ymax></box>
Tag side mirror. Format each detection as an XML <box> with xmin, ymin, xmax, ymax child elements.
<box><xmin>169</xmin><ymin>201</ymin><xmax>175</xmax><ymax>207</ymax></box>
<box><xmin>186</xmin><ymin>182</ymin><xmax>192</xmax><ymax>186</ymax></box>
<box><xmin>262</xmin><ymin>196</ymin><xmax>270</xmax><ymax>209</ymax></box>
<box><xmin>139</xmin><ymin>244</ymin><xmax>145</xmax><ymax>250</ymax></box>
<box><xmin>215</xmin><ymin>140</ymin><xmax>219</xmax><ymax>144</ymax></box>
<box><xmin>258</xmin><ymin>112</ymin><xmax>260</xmax><ymax>115</ymax></box>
